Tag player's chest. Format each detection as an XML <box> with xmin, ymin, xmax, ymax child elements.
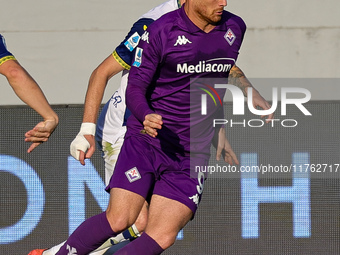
<box><xmin>162</xmin><ymin>30</ymin><xmax>239</xmax><ymax>73</ymax></box>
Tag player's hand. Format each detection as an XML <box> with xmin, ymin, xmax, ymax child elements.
<box><xmin>248</xmin><ymin>87</ymin><xmax>274</xmax><ymax>122</ymax></box>
<box><xmin>77</xmin><ymin>135</ymin><xmax>96</xmax><ymax>165</ymax></box>
<box><xmin>142</xmin><ymin>113</ymin><xmax>163</xmax><ymax>137</ymax></box>
<box><xmin>216</xmin><ymin>127</ymin><xmax>239</xmax><ymax>165</ymax></box>
<box><xmin>70</xmin><ymin>123</ymin><xmax>96</xmax><ymax>165</ymax></box>
<box><xmin>25</xmin><ymin>119</ymin><xmax>58</xmax><ymax>153</ymax></box>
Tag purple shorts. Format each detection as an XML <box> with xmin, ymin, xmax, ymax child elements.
<box><xmin>106</xmin><ymin>135</ymin><xmax>209</xmax><ymax>214</ymax></box>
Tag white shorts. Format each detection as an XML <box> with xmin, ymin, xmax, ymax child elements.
<box><xmin>101</xmin><ymin>135</ymin><xmax>125</xmax><ymax>186</ymax></box>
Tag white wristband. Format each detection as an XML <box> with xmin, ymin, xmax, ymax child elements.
<box><xmin>79</xmin><ymin>122</ymin><xmax>96</xmax><ymax>136</ymax></box>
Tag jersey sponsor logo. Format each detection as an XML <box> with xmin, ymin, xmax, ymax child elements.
<box><xmin>124</xmin><ymin>32</ymin><xmax>141</xmax><ymax>52</ymax></box>
<box><xmin>110</xmin><ymin>91</ymin><xmax>122</xmax><ymax>108</ymax></box>
<box><xmin>125</xmin><ymin>167</ymin><xmax>141</xmax><ymax>183</ymax></box>
<box><xmin>224</xmin><ymin>28</ymin><xmax>236</xmax><ymax>46</ymax></box>
<box><xmin>141</xmin><ymin>31</ymin><xmax>149</xmax><ymax>44</ymax></box>
<box><xmin>132</xmin><ymin>47</ymin><xmax>143</xmax><ymax>67</ymax></box>
<box><xmin>177</xmin><ymin>58</ymin><xmax>234</xmax><ymax>74</ymax></box>
<box><xmin>174</xmin><ymin>35</ymin><xmax>192</xmax><ymax>46</ymax></box>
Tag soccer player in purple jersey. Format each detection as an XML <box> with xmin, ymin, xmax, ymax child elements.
<box><xmin>51</xmin><ymin>0</ymin><xmax>273</xmax><ymax>255</ymax></box>
<box><xmin>29</xmin><ymin>2</ymin><xmax>191</xmax><ymax>255</ymax></box>
<box><xmin>0</xmin><ymin>34</ymin><xmax>58</xmax><ymax>152</ymax></box>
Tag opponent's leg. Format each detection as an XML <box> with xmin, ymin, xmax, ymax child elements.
<box><xmin>89</xmin><ymin>224</ymin><xmax>139</xmax><ymax>255</ymax></box>
<box><xmin>28</xmin><ymin>249</ymin><xmax>48</xmax><ymax>255</ymax></box>
<box><xmin>28</xmin><ymin>241</ymin><xmax>65</xmax><ymax>255</ymax></box>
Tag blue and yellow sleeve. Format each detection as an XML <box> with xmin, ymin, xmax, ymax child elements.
<box><xmin>0</xmin><ymin>34</ymin><xmax>16</xmax><ymax>66</ymax></box>
<box><xmin>113</xmin><ymin>18</ymin><xmax>154</xmax><ymax>70</ymax></box>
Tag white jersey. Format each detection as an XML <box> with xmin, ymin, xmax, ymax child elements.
<box><xmin>97</xmin><ymin>70</ymin><xmax>129</xmax><ymax>145</ymax></box>
<box><xmin>95</xmin><ymin>0</ymin><xmax>180</xmax><ymax>146</ymax></box>
<box><xmin>139</xmin><ymin>0</ymin><xmax>179</xmax><ymax>20</ymax></box>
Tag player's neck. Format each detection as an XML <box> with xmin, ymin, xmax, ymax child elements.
<box><xmin>184</xmin><ymin>5</ymin><xmax>216</xmax><ymax>33</ymax></box>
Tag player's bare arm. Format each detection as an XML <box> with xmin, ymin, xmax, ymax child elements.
<box><xmin>229</xmin><ymin>65</ymin><xmax>274</xmax><ymax>120</ymax></box>
<box><xmin>70</xmin><ymin>55</ymin><xmax>125</xmax><ymax>165</ymax></box>
<box><xmin>0</xmin><ymin>59</ymin><xmax>59</xmax><ymax>153</ymax></box>
<box><xmin>83</xmin><ymin>55</ymin><xmax>125</xmax><ymax>124</ymax></box>
<box><xmin>228</xmin><ymin>65</ymin><xmax>252</xmax><ymax>95</ymax></box>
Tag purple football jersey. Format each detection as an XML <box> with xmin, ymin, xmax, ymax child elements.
<box><xmin>126</xmin><ymin>6</ymin><xmax>246</xmax><ymax>156</ymax></box>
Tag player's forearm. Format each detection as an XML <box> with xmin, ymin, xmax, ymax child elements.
<box><xmin>24</xmin><ymin>94</ymin><xmax>58</xmax><ymax>123</ymax></box>
<box><xmin>82</xmin><ymin>55</ymin><xmax>125</xmax><ymax>124</ymax></box>
<box><xmin>7</xmin><ymin>65</ymin><xmax>58</xmax><ymax>123</ymax></box>
<box><xmin>228</xmin><ymin>65</ymin><xmax>255</xmax><ymax>96</ymax></box>
<box><xmin>82</xmin><ymin>73</ymin><xmax>108</xmax><ymax>124</ymax></box>
<box><xmin>126</xmin><ymin>77</ymin><xmax>153</xmax><ymax>123</ymax></box>
<box><xmin>18</xmin><ymin>89</ymin><xmax>58</xmax><ymax>123</ymax></box>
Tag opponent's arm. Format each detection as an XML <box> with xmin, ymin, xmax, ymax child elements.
<box><xmin>70</xmin><ymin>18</ymin><xmax>155</xmax><ymax>164</ymax></box>
<box><xmin>83</xmin><ymin>55</ymin><xmax>124</xmax><ymax>124</ymax></box>
<box><xmin>229</xmin><ymin>65</ymin><xmax>274</xmax><ymax>120</ymax></box>
<box><xmin>70</xmin><ymin>55</ymin><xmax>124</xmax><ymax>165</ymax></box>
<box><xmin>0</xmin><ymin>59</ymin><xmax>59</xmax><ymax>153</ymax></box>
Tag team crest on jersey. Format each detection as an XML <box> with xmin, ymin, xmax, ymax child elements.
<box><xmin>125</xmin><ymin>167</ymin><xmax>141</xmax><ymax>183</ymax></box>
<box><xmin>224</xmin><ymin>28</ymin><xmax>236</xmax><ymax>46</ymax></box>
<box><xmin>174</xmin><ymin>35</ymin><xmax>192</xmax><ymax>46</ymax></box>
<box><xmin>124</xmin><ymin>32</ymin><xmax>141</xmax><ymax>52</ymax></box>
<box><xmin>132</xmin><ymin>47</ymin><xmax>143</xmax><ymax>67</ymax></box>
